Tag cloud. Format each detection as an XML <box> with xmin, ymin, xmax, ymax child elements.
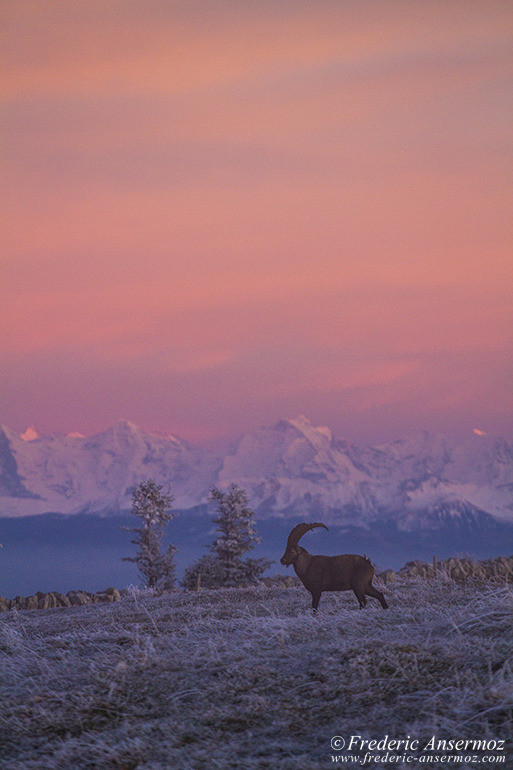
<box><xmin>1</xmin><ymin>0</ymin><xmax>512</xmax><ymax>442</ymax></box>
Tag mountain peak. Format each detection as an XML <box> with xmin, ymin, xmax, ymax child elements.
<box><xmin>101</xmin><ymin>420</ymin><xmax>144</xmax><ymax>440</ymax></box>
<box><xmin>20</xmin><ymin>426</ymin><xmax>39</xmax><ymax>442</ymax></box>
<box><xmin>114</xmin><ymin>419</ymin><xmax>140</xmax><ymax>432</ymax></box>
<box><xmin>286</xmin><ymin>415</ymin><xmax>333</xmax><ymax>444</ymax></box>
<box><xmin>289</xmin><ymin>414</ymin><xmax>311</xmax><ymax>427</ymax></box>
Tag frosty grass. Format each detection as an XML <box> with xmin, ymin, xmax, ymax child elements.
<box><xmin>0</xmin><ymin>578</ymin><xmax>512</xmax><ymax>769</ymax></box>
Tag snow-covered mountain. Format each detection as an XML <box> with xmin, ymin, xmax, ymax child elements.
<box><xmin>1</xmin><ymin>417</ymin><xmax>512</xmax><ymax>536</ymax></box>
<box><xmin>0</xmin><ymin>420</ymin><xmax>220</xmax><ymax>516</ymax></box>
<box><xmin>218</xmin><ymin>416</ymin><xmax>513</xmax><ymax>530</ymax></box>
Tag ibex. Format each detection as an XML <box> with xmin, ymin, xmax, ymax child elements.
<box><xmin>280</xmin><ymin>522</ymin><xmax>388</xmax><ymax>612</ymax></box>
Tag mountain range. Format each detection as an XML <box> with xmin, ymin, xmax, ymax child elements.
<box><xmin>1</xmin><ymin>416</ymin><xmax>512</xmax><ymax>537</ymax></box>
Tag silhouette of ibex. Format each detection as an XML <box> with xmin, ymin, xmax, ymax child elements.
<box><xmin>280</xmin><ymin>522</ymin><xmax>388</xmax><ymax>612</ymax></box>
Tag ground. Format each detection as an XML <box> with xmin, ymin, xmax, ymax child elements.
<box><xmin>0</xmin><ymin>579</ymin><xmax>511</xmax><ymax>769</ymax></box>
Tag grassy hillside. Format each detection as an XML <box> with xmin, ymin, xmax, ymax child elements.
<box><xmin>0</xmin><ymin>579</ymin><xmax>512</xmax><ymax>769</ymax></box>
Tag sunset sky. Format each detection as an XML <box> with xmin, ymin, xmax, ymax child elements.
<box><xmin>2</xmin><ymin>0</ymin><xmax>512</xmax><ymax>446</ymax></box>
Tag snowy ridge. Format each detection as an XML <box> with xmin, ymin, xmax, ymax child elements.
<box><xmin>0</xmin><ymin>420</ymin><xmax>220</xmax><ymax>516</ymax></box>
<box><xmin>0</xmin><ymin>417</ymin><xmax>512</xmax><ymax>533</ymax></box>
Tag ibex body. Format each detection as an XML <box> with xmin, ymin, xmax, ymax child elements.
<box><xmin>280</xmin><ymin>523</ymin><xmax>388</xmax><ymax>612</ymax></box>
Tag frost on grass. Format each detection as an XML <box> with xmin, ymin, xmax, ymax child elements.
<box><xmin>0</xmin><ymin>580</ymin><xmax>512</xmax><ymax>769</ymax></box>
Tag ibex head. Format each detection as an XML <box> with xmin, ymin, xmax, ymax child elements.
<box><xmin>280</xmin><ymin>522</ymin><xmax>329</xmax><ymax>566</ymax></box>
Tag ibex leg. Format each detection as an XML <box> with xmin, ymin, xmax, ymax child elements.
<box><xmin>311</xmin><ymin>591</ymin><xmax>321</xmax><ymax>613</ymax></box>
<box><xmin>365</xmin><ymin>583</ymin><xmax>388</xmax><ymax>609</ymax></box>
<box><xmin>351</xmin><ymin>583</ymin><xmax>367</xmax><ymax>609</ymax></box>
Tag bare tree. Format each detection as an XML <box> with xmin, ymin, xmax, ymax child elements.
<box><xmin>122</xmin><ymin>479</ymin><xmax>177</xmax><ymax>590</ymax></box>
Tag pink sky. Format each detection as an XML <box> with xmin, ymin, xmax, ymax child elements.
<box><xmin>1</xmin><ymin>0</ymin><xmax>512</xmax><ymax>445</ymax></box>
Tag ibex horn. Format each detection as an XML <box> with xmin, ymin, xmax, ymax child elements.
<box><xmin>286</xmin><ymin>522</ymin><xmax>329</xmax><ymax>549</ymax></box>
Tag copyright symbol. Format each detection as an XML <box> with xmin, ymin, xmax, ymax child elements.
<box><xmin>331</xmin><ymin>736</ymin><xmax>345</xmax><ymax>751</ymax></box>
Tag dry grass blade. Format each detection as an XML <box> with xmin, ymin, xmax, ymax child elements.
<box><xmin>0</xmin><ymin>582</ymin><xmax>511</xmax><ymax>769</ymax></box>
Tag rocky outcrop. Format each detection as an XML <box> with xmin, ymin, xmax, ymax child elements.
<box><xmin>95</xmin><ymin>587</ymin><xmax>122</xmax><ymax>603</ymax></box>
<box><xmin>0</xmin><ymin>587</ymin><xmax>123</xmax><ymax>612</ymax></box>
<box><xmin>67</xmin><ymin>590</ymin><xmax>95</xmax><ymax>607</ymax></box>
<box><xmin>377</xmin><ymin>555</ymin><xmax>513</xmax><ymax>583</ymax></box>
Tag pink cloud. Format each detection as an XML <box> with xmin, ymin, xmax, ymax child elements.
<box><xmin>1</xmin><ymin>0</ymin><xmax>512</xmax><ymax>443</ymax></box>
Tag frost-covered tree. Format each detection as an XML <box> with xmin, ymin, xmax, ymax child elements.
<box><xmin>182</xmin><ymin>484</ymin><xmax>271</xmax><ymax>589</ymax></box>
<box><xmin>121</xmin><ymin>479</ymin><xmax>177</xmax><ymax>590</ymax></box>
<box><xmin>210</xmin><ymin>484</ymin><xmax>259</xmax><ymax>563</ymax></box>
